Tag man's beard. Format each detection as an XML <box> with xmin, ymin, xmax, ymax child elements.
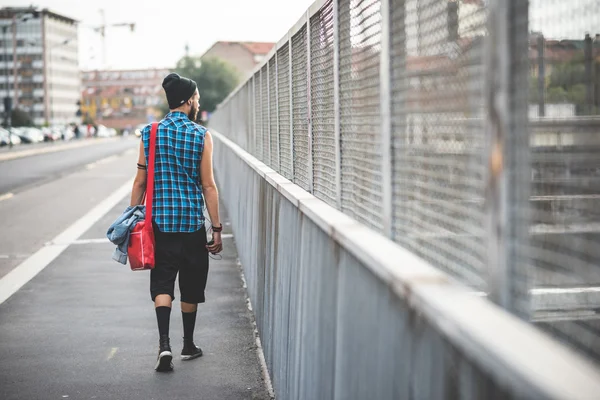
<box><xmin>188</xmin><ymin>105</ymin><xmax>198</xmax><ymax>121</ymax></box>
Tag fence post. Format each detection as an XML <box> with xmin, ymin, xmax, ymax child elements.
<box><xmin>333</xmin><ymin>0</ymin><xmax>342</xmax><ymax>209</ymax></box>
<box><xmin>252</xmin><ymin>75</ymin><xmax>256</xmax><ymax>155</ymax></box>
<box><xmin>258</xmin><ymin>68</ymin><xmax>263</xmax><ymax>161</ymax></box>
<box><xmin>584</xmin><ymin>33</ymin><xmax>594</xmax><ymax>115</ymax></box>
<box><xmin>380</xmin><ymin>0</ymin><xmax>392</xmax><ymax>238</ymax></box>
<box><xmin>289</xmin><ymin>34</ymin><xmax>294</xmax><ymax>179</ymax></box>
<box><xmin>537</xmin><ymin>35</ymin><xmax>545</xmax><ymax>117</ymax></box>
<box><xmin>275</xmin><ymin>51</ymin><xmax>281</xmax><ymax>171</ymax></box>
<box><xmin>306</xmin><ymin>11</ymin><xmax>314</xmax><ymax>193</ymax></box>
<box><xmin>267</xmin><ymin>60</ymin><xmax>272</xmax><ymax>166</ymax></box>
<box><xmin>249</xmin><ymin>80</ymin><xmax>253</xmax><ymax>153</ymax></box>
<box><xmin>485</xmin><ymin>0</ymin><xmax>531</xmax><ymax>318</ymax></box>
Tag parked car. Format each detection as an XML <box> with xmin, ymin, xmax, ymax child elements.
<box><xmin>42</xmin><ymin>127</ymin><xmax>61</xmax><ymax>142</ymax></box>
<box><xmin>61</xmin><ymin>126</ymin><xmax>75</xmax><ymax>141</ymax></box>
<box><xmin>96</xmin><ymin>125</ymin><xmax>117</xmax><ymax>138</ymax></box>
<box><xmin>17</xmin><ymin>128</ymin><xmax>44</xmax><ymax>144</ymax></box>
<box><xmin>134</xmin><ymin>123</ymin><xmax>148</xmax><ymax>137</ymax></box>
<box><xmin>10</xmin><ymin>127</ymin><xmax>24</xmax><ymax>139</ymax></box>
<box><xmin>0</xmin><ymin>128</ymin><xmax>21</xmax><ymax>146</ymax></box>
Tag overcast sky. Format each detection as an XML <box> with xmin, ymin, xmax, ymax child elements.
<box><xmin>529</xmin><ymin>0</ymin><xmax>599</xmax><ymax>40</ymax></box>
<box><xmin>2</xmin><ymin>0</ymin><xmax>598</xmax><ymax>71</ymax></box>
<box><xmin>1</xmin><ymin>0</ymin><xmax>315</xmax><ymax>70</ymax></box>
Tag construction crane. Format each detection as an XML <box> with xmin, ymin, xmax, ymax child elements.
<box><xmin>93</xmin><ymin>9</ymin><xmax>135</xmax><ymax>69</ymax></box>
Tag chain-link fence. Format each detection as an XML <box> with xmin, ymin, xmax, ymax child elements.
<box><xmin>528</xmin><ymin>0</ymin><xmax>600</xmax><ymax>363</ymax></box>
<box><xmin>339</xmin><ymin>0</ymin><xmax>384</xmax><ymax>231</ymax></box>
<box><xmin>261</xmin><ymin>65</ymin><xmax>270</xmax><ymax>163</ymax></box>
<box><xmin>269</xmin><ymin>57</ymin><xmax>279</xmax><ymax>170</ymax></box>
<box><xmin>310</xmin><ymin>2</ymin><xmax>337</xmax><ymax>208</ymax></box>
<box><xmin>292</xmin><ymin>26</ymin><xmax>311</xmax><ymax>192</ymax></box>
<box><xmin>209</xmin><ymin>0</ymin><xmax>600</xmax><ymax>365</ymax></box>
<box><xmin>277</xmin><ymin>43</ymin><xmax>293</xmax><ymax>180</ymax></box>
<box><xmin>390</xmin><ymin>0</ymin><xmax>490</xmax><ymax>293</ymax></box>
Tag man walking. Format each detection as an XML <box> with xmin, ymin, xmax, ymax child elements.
<box><xmin>130</xmin><ymin>73</ymin><xmax>223</xmax><ymax>372</ymax></box>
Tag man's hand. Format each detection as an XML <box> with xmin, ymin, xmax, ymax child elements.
<box><xmin>206</xmin><ymin>231</ymin><xmax>223</xmax><ymax>254</ymax></box>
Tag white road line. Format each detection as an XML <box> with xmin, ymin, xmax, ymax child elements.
<box><xmin>531</xmin><ymin>286</ymin><xmax>600</xmax><ymax>295</ymax></box>
<box><xmin>0</xmin><ymin>179</ymin><xmax>133</xmax><ymax>305</ymax></box>
<box><xmin>107</xmin><ymin>347</ymin><xmax>118</xmax><ymax>361</ymax></box>
<box><xmin>48</xmin><ymin>235</ymin><xmax>231</xmax><ymax>245</ymax></box>
<box><xmin>470</xmin><ymin>287</ymin><xmax>600</xmax><ymax>297</ymax></box>
<box><xmin>45</xmin><ymin>238</ymin><xmax>111</xmax><ymax>246</ymax></box>
<box><xmin>0</xmin><ymin>192</ymin><xmax>14</xmax><ymax>202</ymax></box>
<box><xmin>72</xmin><ymin>238</ymin><xmax>111</xmax><ymax>245</ymax></box>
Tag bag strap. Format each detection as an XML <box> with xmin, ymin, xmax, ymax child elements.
<box><xmin>145</xmin><ymin>122</ymin><xmax>158</xmax><ymax>225</ymax></box>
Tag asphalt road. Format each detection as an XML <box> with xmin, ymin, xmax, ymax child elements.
<box><xmin>0</xmin><ymin>140</ymin><xmax>270</xmax><ymax>399</ymax></box>
<box><xmin>0</xmin><ymin>138</ymin><xmax>140</xmax><ymax>278</ymax></box>
<box><xmin>0</xmin><ymin>138</ymin><xmax>139</xmax><ymax>195</ymax></box>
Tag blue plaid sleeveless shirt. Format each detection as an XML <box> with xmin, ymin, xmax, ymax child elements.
<box><xmin>142</xmin><ymin>111</ymin><xmax>206</xmax><ymax>233</ymax></box>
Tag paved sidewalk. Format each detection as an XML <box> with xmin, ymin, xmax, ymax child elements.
<box><xmin>0</xmin><ymin>197</ymin><xmax>270</xmax><ymax>400</ymax></box>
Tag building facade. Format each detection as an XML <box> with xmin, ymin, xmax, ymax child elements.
<box><xmin>200</xmin><ymin>41</ymin><xmax>274</xmax><ymax>79</ymax></box>
<box><xmin>81</xmin><ymin>68</ymin><xmax>170</xmax><ymax>130</ymax></box>
<box><xmin>0</xmin><ymin>7</ymin><xmax>79</xmax><ymax>126</ymax></box>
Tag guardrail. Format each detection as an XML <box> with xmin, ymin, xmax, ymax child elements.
<box><xmin>212</xmin><ymin>129</ymin><xmax>600</xmax><ymax>399</ymax></box>
<box><xmin>209</xmin><ymin>0</ymin><xmax>600</xmax><ymax>397</ymax></box>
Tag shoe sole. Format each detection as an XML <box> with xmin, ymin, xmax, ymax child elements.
<box><xmin>155</xmin><ymin>351</ymin><xmax>174</xmax><ymax>372</ymax></box>
<box><xmin>181</xmin><ymin>352</ymin><xmax>203</xmax><ymax>361</ymax></box>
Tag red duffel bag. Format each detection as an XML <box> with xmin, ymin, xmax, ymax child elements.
<box><xmin>128</xmin><ymin>122</ymin><xmax>157</xmax><ymax>271</ymax></box>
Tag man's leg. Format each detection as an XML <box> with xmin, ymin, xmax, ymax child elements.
<box><xmin>151</xmin><ymin>227</ymin><xmax>179</xmax><ymax>372</ymax></box>
<box><xmin>155</xmin><ymin>294</ymin><xmax>172</xmax><ymax>337</ymax></box>
<box><xmin>153</xmin><ymin>296</ymin><xmax>175</xmax><ymax>372</ymax></box>
<box><xmin>180</xmin><ymin>301</ymin><xmax>203</xmax><ymax>360</ymax></box>
<box><xmin>179</xmin><ymin>228</ymin><xmax>209</xmax><ymax>361</ymax></box>
<box><xmin>181</xmin><ymin>301</ymin><xmax>198</xmax><ymax>340</ymax></box>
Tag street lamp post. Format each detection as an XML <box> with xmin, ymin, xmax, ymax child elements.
<box><xmin>2</xmin><ymin>24</ymin><xmax>12</xmax><ymax>148</ymax></box>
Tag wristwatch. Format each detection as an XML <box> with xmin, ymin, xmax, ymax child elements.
<box><xmin>212</xmin><ymin>224</ymin><xmax>223</xmax><ymax>233</ymax></box>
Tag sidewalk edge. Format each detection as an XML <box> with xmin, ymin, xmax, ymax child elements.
<box><xmin>237</xmin><ymin>259</ymin><xmax>276</xmax><ymax>400</ymax></box>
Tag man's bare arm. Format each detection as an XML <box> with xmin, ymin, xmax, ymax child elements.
<box><xmin>200</xmin><ymin>131</ymin><xmax>222</xmax><ymax>253</ymax></box>
<box><xmin>201</xmin><ymin>131</ymin><xmax>220</xmax><ymax>226</ymax></box>
<box><xmin>130</xmin><ymin>139</ymin><xmax>147</xmax><ymax>206</ymax></box>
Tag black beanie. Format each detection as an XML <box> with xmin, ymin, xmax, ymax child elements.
<box><xmin>162</xmin><ymin>73</ymin><xmax>198</xmax><ymax>110</ymax></box>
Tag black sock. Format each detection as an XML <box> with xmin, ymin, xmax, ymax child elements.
<box><xmin>155</xmin><ymin>306</ymin><xmax>171</xmax><ymax>337</ymax></box>
<box><xmin>182</xmin><ymin>310</ymin><xmax>197</xmax><ymax>341</ymax></box>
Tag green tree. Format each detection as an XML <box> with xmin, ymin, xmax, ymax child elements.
<box><xmin>530</xmin><ymin>53</ymin><xmax>599</xmax><ymax>115</ymax></box>
<box><xmin>173</xmin><ymin>56</ymin><xmax>240</xmax><ymax>120</ymax></box>
<box><xmin>11</xmin><ymin>108</ymin><xmax>33</xmax><ymax>127</ymax></box>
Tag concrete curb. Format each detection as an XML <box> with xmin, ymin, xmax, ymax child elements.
<box><xmin>0</xmin><ymin>137</ymin><xmax>121</xmax><ymax>162</ymax></box>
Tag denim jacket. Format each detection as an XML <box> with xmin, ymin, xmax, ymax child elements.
<box><xmin>106</xmin><ymin>205</ymin><xmax>146</xmax><ymax>264</ymax></box>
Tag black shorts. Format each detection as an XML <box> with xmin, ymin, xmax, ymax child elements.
<box><xmin>150</xmin><ymin>223</ymin><xmax>209</xmax><ymax>304</ymax></box>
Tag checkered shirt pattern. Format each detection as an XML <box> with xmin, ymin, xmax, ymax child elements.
<box><xmin>142</xmin><ymin>111</ymin><xmax>206</xmax><ymax>233</ymax></box>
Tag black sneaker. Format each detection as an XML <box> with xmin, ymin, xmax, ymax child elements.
<box><xmin>181</xmin><ymin>339</ymin><xmax>203</xmax><ymax>361</ymax></box>
<box><xmin>155</xmin><ymin>335</ymin><xmax>174</xmax><ymax>372</ymax></box>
